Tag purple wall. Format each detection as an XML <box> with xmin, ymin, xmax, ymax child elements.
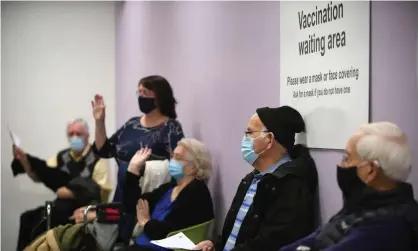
<box><xmin>115</xmin><ymin>1</ymin><xmax>418</xmax><ymax>229</ymax></box>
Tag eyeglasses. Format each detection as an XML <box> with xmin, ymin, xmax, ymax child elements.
<box><xmin>136</xmin><ymin>89</ymin><xmax>154</xmax><ymax>98</ymax></box>
<box><xmin>135</xmin><ymin>90</ymin><xmax>143</xmax><ymax>97</ymax></box>
<box><xmin>340</xmin><ymin>154</ymin><xmax>381</xmax><ymax>168</ymax></box>
<box><xmin>171</xmin><ymin>153</ymin><xmax>189</xmax><ymax>163</ymax></box>
<box><xmin>244</xmin><ymin>130</ymin><xmax>269</xmax><ymax>137</ymax></box>
<box><xmin>135</xmin><ymin>89</ymin><xmax>147</xmax><ymax>96</ymax></box>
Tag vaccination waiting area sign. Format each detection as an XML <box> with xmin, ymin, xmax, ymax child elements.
<box><xmin>280</xmin><ymin>1</ymin><xmax>370</xmax><ymax>149</ymax></box>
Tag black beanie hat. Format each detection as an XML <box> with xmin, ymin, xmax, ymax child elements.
<box><xmin>256</xmin><ymin>105</ymin><xmax>305</xmax><ymax>150</ymax></box>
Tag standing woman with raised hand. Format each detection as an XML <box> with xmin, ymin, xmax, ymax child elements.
<box><xmin>91</xmin><ymin>75</ymin><xmax>185</xmax><ymax>242</ymax></box>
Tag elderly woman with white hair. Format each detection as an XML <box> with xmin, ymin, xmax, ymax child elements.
<box><xmin>119</xmin><ymin>138</ymin><xmax>214</xmax><ymax>251</ymax></box>
<box><xmin>281</xmin><ymin>122</ymin><xmax>418</xmax><ymax>251</ymax></box>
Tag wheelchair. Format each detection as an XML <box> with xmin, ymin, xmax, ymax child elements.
<box><xmin>31</xmin><ymin>200</ymin><xmax>213</xmax><ymax>251</ymax></box>
<box><xmin>29</xmin><ymin>201</ymin><xmax>55</xmax><ymax>242</ymax></box>
<box><xmin>83</xmin><ymin>203</ymin><xmax>214</xmax><ymax>251</ymax></box>
<box><xmin>29</xmin><ymin>200</ymin><xmax>123</xmax><ymax>250</ymax></box>
<box><xmin>84</xmin><ymin>202</ymin><xmax>125</xmax><ymax>251</ymax></box>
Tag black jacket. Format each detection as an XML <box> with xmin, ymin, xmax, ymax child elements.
<box><xmin>214</xmin><ymin>145</ymin><xmax>318</xmax><ymax>251</ymax></box>
<box><xmin>11</xmin><ymin>154</ymin><xmax>101</xmax><ymax>207</ymax></box>
<box><xmin>123</xmin><ymin>171</ymin><xmax>215</xmax><ymax>240</ymax></box>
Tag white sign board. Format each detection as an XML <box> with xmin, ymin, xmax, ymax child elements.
<box><xmin>280</xmin><ymin>1</ymin><xmax>370</xmax><ymax>149</ymax></box>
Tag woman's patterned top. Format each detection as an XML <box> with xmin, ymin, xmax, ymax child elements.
<box><xmin>93</xmin><ymin>116</ymin><xmax>184</xmax><ymax>202</ymax></box>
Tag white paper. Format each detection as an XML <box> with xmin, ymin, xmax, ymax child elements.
<box><xmin>8</xmin><ymin>126</ymin><xmax>21</xmax><ymax>147</ymax></box>
<box><xmin>150</xmin><ymin>232</ymin><xmax>197</xmax><ymax>250</ymax></box>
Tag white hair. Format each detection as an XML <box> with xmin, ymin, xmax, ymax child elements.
<box><xmin>356</xmin><ymin>122</ymin><xmax>412</xmax><ymax>182</ymax></box>
<box><xmin>177</xmin><ymin>138</ymin><xmax>212</xmax><ymax>181</ymax></box>
<box><xmin>67</xmin><ymin>118</ymin><xmax>89</xmax><ymax>135</ymax></box>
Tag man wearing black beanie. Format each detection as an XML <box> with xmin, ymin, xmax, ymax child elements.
<box><xmin>197</xmin><ymin>105</ymin><xmax>318</xmax><ymax>251</ymax></box>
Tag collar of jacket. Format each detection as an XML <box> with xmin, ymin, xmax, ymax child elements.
<box><xmin>243</xmin><ymin>159</ymin><xmax>304</xmax><ymax>182</ymax></box>
<box><xmin>342</xmin><ymin>182</ymin><xmax>416</xmax><ymax>211</ymax></box>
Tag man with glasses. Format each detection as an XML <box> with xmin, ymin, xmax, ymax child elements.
<box><xmin>280</xmin><ymin>122</ymin><xmax>418</xmax><ymax>251</ymax></box>
<box><xmin>196</xmin><ymin>106</ymin><xmax>318</xmax><ymax>251</ymax></box>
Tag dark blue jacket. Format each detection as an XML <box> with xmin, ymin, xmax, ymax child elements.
<box><xmin>281</xmin><ymin>217</ymin><xmax>416</xmax><ymax>251</ymax></box>
<box><xmin>281</xmin><ymin>183</ymin><xmax>418</xmax><ymax>251</ymax></box>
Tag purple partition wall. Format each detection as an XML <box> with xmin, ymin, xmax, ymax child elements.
<box><xmin>115</xmin><ymin>1</ymin><xmax>418</xmax><ymax>227</ymax></box>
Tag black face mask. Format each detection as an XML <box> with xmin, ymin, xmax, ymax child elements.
<box><xmin>337</xmin><ymin>165</ymin><xmax>368</xmax><ymax>200</ymax></box>
<box><xmin>138</xmin><ymin>96</ymin><xmax>156</xmax><ymax>114</ymax></box>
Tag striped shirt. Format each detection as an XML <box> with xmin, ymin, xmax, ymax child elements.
<box><xmin>223</xmin><ymin>155</ymin><xmax>291</xmax><ymax>251</ymax></box>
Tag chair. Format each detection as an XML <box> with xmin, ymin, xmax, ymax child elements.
<box><xmin>101</xmin><ymin>185</ymin><xmax>114</xmax><ymax>203</ymax></box>
<box><xmin>166</xmin><ymin>220</ymin><xmax>214</xmax><ymax>251</ymax></box>
<box><xmin>84</xmin><ymin>203</ymin><xmax>213</xmax><ymax>251</ymax></box>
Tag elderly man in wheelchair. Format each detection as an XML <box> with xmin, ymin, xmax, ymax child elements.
<box><xmin>11</xmin><ymin>118</ymin><xmax>112</xmax><ymax>251</ymax></box>
<box><xmin>25</xmin><ymin>138</ymin><xmax>215</xmax><ymax>251</ymax></box>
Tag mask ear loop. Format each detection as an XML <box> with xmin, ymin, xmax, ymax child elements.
<box><xmin>257</xmin><ymin>132</ymin><xmax>274</xmax><ymax>156</ymax></box>
<box><xmin>181</xmin><ymin>157</ymin><xmax>194</xmax><ymax>177</ymax></box>
<box><xmin>361</xmin><ymin>160</ymin><xmax>380</xmax><ymax>184</ymax></box>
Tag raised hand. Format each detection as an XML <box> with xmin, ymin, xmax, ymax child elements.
<box><xmin>13</xmin><ymin>145</ymin><xmax>28</xmax><ymax>163</ymax></box>
<box><xmin>127</xmin><ymin>147</ymin><xmax>152</xmax><ymax>175</ymax></box>
<box><xmin>91</xmin><ymin>94</ymin><xmax>106</xmax><ymax>122</ymax></box>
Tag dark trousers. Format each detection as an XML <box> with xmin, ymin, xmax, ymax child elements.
<box><xmin>117</xmin><ymin>245</ymin><xmax>156</xmax><ymax>251</ymax></box>
<box><xmin>17</xmin><ymin>207</ymin><xmax>45</xmax><ymax>251</ymax></box>
<box><xmin>118</xmin><ymin>213</ymin><xmax>136</xmax><ymax>245</ymax></box>
<box><xmin>17</xmin><ymin>203</ymin><xmax>74</xmax><ymax>251</ymax></box>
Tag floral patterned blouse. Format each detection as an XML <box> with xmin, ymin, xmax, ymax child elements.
<box><xmin>93</xmin><ymin>116</ymin><xmax>184</xmax><ymax>202</ymax></box>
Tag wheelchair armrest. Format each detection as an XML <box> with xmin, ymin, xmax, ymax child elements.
<box><xmin>83</xmin><ymin>204</ymin><xmax>98</xmax><ymax>223</ymax></box>
<box><xmin>83</xmin><ymin>202</ymin><xmax>123</xmax><ymax>223</ymax></box>
<box><xmin>45</xmin><ymin>201</ymin><xmax>54</xmax><ymax>229</ymax></box>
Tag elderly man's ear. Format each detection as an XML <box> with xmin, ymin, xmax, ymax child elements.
<box><xmin>362</xmin><ymin>161</ymin><xmax>380</xmax><ymax>184</ymax></box>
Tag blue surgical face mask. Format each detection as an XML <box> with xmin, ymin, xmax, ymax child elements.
<box><xmin>168</xmin><ymin>159</ymin><xmax>185</xmax><ymax>180</ymax></box>
<box><xmin>241</xmin><ymin>137</ymin><xmax>258</xmax><ymax>165</ymax></box>
<box><xmin>69</xmin><ymin>136</ymin><xmax>85</xmax><ymax>152</ymax></box>
<box><xmin>241</xmin><ymin>135</ymin><xmax>269</xmax><ymax>166</ymax></box>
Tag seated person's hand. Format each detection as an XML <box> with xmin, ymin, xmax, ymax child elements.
<box><xmin>128</xmin><ymin>147</ymin><xmax>152</xmax><ymax>176</ymax></box>
<box><xmin>56</xmin><ymin>186</ymin><xmax>74</xmax><ymax>199</ymax></box>
<box><xmin>195</xmin><ymin>240</ymin><xmax>215</xmax><ymax>251</ymax></box>
<box><xmin>72</xmin><ymin>206</ymin><xmax>97</xmax><ymax>223</ymax></box>
<box><xmin>136</xmin><ymin>199</ymin><xmax>151</xmax><ymax>228</ymax></box>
